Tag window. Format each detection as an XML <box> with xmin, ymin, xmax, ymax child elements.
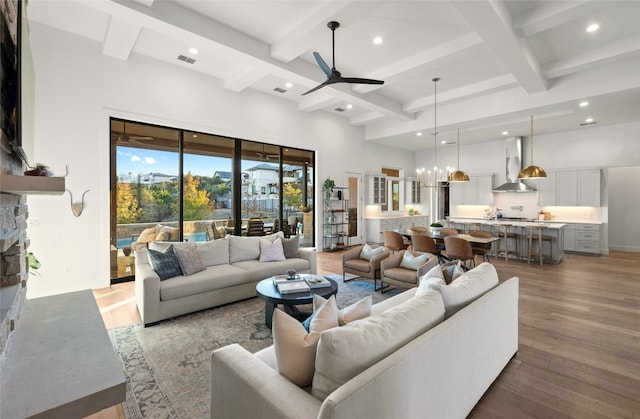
<box><xmin>110</xmin><ymin>118</ymin><xmax>315</xmax><ymax>281</ymax></box>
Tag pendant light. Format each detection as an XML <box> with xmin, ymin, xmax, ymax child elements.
<box><xmin>449</xmin><ymin>129</ymin><xmax>470</xmax><ymax>182</ymax></box>
<box><xmin>430</xmin><ymin>77</ymin><xmax>440</xmax><ymax>187</ymax></box>
<box><xmin>518</xmin><ymin>115</ymin><xmax>547</xmax><ymax>179</ymax></box>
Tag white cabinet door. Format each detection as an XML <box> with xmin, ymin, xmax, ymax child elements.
<box><xmin>449</xmin><ymin>182</ymin><xmax>464</xmax><ymax>206</ymax></box>
<box><xmin>475</xmin><ymin>175</ymin><xmax>494</xmax><ymax>205</ymax></box>
<box><xmin>564</xmin><ymin>225</ymin><xmax>576</xmax><ymax>251</ymax></box>
<box><xmin>367</xmin><ymin>176</ymin><xmax>387</xmax><ymax>205</ymax></box>
<box><xmin>536</xmin><ymin>171</ymin><xmax>557</xmax><ymax>206</ymax></box>
<box><xmin>556</xmin><ymin>171</ymin><xmax>578</xmax><ymax>206</ymax></box>
<box><xmin>460</xmin><ymin>178</ymin><xmax>476</xmax><ymax>205</ymax></box>
<box><xmin>578</xmin><ymin>169</ymin><xmax>601</xmax><ymax>206</ymax></box>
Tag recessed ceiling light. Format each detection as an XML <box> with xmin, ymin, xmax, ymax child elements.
<box><xmin>346</xmin><ymin>104</ymin><xmax>353</xmax><ymax>109</ymax></box>
<box><xmin>441</xmin><ymin>140</ymin><xmax>447</xmax><ymax>144</ymax></box>
<box><xmin>585</xmin><ymin>118</ymin><xmax>594</xmax><ymax>123</ymax></box>
<box><xmin>373</xmin><ymin>36</ymin><xmax>383</xmax><ymax>45</ymax></box>
<box><xmin>501</xmin><ymin>131</ymin><xmax>509</xmax><ymax>136</ymax></box>
<box><xmin>189</xmin><ymin>47</ymin><xmax>199</xmax><ymax>55</ymax></box>
<box><xmin>416</xmin><ymin>132</ymin><xmax>422</xmax><ymax>136</ymax></box>
<box><xmin>579</xmin><ymin>101</ymin><xmax>589</xmax><ymax>107</ymax></box>
<box><xmin>285</xmin><ymin>82</ymin><xmax>293</xmax><ymax>88</ymax></box>
<box><xmin>192</xmin><ymin>134</ymin><xmax>198</xmax><ymax>138</ymax></box>
<box><xmin>586</xmin><ymin>23</ymin><xmax>600</xmax><ymax>33</ymax></box>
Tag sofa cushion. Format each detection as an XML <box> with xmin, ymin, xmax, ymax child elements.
<box><xmin>137</xmin><ymin>225</ymin><xmax>160</xmax><ymax>245</ymax></box>
<box><xmin>259</xmin><ymin>237</ymin><xmax>286</xmax><ymax>262</ymax></box>
<box><xmin>232</xmin><ymin>258</ymin><xmax>311</xmax><ymax>282</ymax></box>
<box><xmin>428</xmin><ymin>262</ymin><xmax>499</xmax><ymax>318</ymax></box>
<box><xmin>383</xmin><ymin>267</ymin><xmax>418</xmax><ymax>284</ymax></box>
<box><xmin>399</xmin><ymin>251</ymin><xmax>430</xmax><ymax>270</ymax></box>
<box><xmin>360</xmin><ymin>243</ymin><xmax>385</xmax><ymax>261</ymax></box>
<box><xmin>272</xmin><ymin>296</ymin><xmax>339</xmax><ymax>387</ymax></box>
<box><xmin>155</xmin><ymin>225</ymin><xmax>179</xmax><ymax>241</ymax></box>
<box><xmin>228</xmin><ymin>232</ymin><xmax>284</xmax><ymax>263</ymax></box>
<box><xmin>147</xmin><ymin>245</ymin><xmax>183</xmax><ymax>280</ymax></box>
<box><xmin>281</xmin><ymin>235</ymin><xmax>300</xmax><ymax>259</ymax></box>
<box><xmin>312</xmin><ymin>290</ymin><xmax>445</xmax><ymax>400</ymax></box>
<box><xmin>415</xmin><ymin>264</ymin><xmax>446</xmax><ymax>297</ymax></box>
<box><xmin>344</xmin><ymin>258</ymin><xmax>371</xmax><ymax>273</ymax></box>
<box><xmin>173</xmin><ymin>243</ymin><xmax>206</xmax><ymax>276</ymax></box>
<box><xmin>195</xmin><ymin>239</ymin><xmax>230</xmax><ymax>267</ymax></box>
<box><xmin>159</xmin><ymin>264</ymin><xmax>250</xmax><ymax>301</ymax></box>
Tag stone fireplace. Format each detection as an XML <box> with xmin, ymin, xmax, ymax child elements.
<box><xmin>0</xmin><ymin>146</ymin><xmax>29</xmax><ymax>354</ymax></box>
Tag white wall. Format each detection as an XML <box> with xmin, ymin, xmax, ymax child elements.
<box><xmin>25</xmin><ymin>23</ymin><xmax>414</xmax><ymax>297</ymax></box>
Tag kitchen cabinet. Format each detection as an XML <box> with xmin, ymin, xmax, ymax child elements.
<box><xmin>405</xmin><ymin>178</ymin><xmax>420</xmax><ymax>204</ymax></box>
<box><xmin>535</xmin><ymin>171</ymin><xmax>557</xmax><ymax>206</ymax></box>
<box><xmin>365</xmin><ymin>216</ymin><xmax>428</xmax><ymax>244</ymax></box>
<box><xmin>449</xmin><ymin>175</ymin><xmax>494</xmax><ymax>206</ymax></box>
<box><xmin>564</xmin><ymin>223</ymin><xmax>600</xmax><ymax>255</ymax></box>
<box><xmin>556</xmin><ymin>169</ymin><xmax>601</xmax><ymax>206</ymax></box>
<box><xmin>366</xmin><ymin>175</ymin><xmax>387</xmax><ymax>205</ymax></box>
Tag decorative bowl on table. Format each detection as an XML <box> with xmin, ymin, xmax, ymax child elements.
<box><xmin>429</xmin><ymin>223</ymin><xmax>444</xmax><ymax>236</ymax></box>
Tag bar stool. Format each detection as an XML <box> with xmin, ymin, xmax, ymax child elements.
<box><xmin>527</xmin><ymin>225</ymin><xmax>553</xmax><ymax>266</ymax></box>
<box><xmin>495</xmin><ymin>224</ymin><xmax>519</xmax><ymax>262</ymax></box>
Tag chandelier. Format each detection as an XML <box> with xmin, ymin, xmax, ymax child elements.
<box><xmin>417</xmin><ymin>77</ymin><xmax>455</xmax><ymax>188</ymax></box>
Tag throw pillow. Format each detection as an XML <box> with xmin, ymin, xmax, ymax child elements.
<box><xmin>196</xmin><ymin>239</ymin><xmax>229</xmax><ymax>267</ymax></box>
<box><xmin>312</xmin><ymin>290</ymin><xmax>445</xmax><ymax>400</ymax></box>
<box><xmin>303</xmin><ymin>294</ymin><xmax>372</xmax><ymax>331</ymax></box>
<box><xmin>360</xmin><ymin>243</ymin><xmax>385</xmax><ymax>261</ymax></box>
<box><xmin>272</xmin><ymin>295</ymin><xmax>339</xmax><ymax>387</ymax></box>
<box><xmin>147</xmin><ymin>245</ymin><xmax>183</xmax><ymax>280</ymax></box>
<box><xmin>428</xmin><ymin>262</ymin><xmax>499</xmax><ymax>318</ymax></box>
<box><xmin>173</xmin><ymin>243</ymin><xmax>206</xmax><ymax>276</ymax></box>
<box><xmin>281</xmin><ymin>235</ymin><xmax>300</xmax><ymax>259</ymax></box>
<box><xmin>259</xmin><ymin>237</ymin><xmax>286</xmax><ymax>262</ymax></box>
<box><xmin>399</xmin><ymin>251</ymin><xmax>430</xmax><ymax>270</ymax></box>
<box><xmin>415</xmin><ymin>264</ymin><xmax>446</xmax><ymax>297</ymax></box>
<box><xmin>136</xmin><ymin>225</ymin><xmax>160</xmax><ymax>245</ymax></box>
<box><xmin>440</xmin><ymin>260</ymin><xmax>464</xmax><ymax>284</ymax></box>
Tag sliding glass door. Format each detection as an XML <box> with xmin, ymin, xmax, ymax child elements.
<box><xmin>110</xmin><ymin>118</ymin><xmax>315</xmax><ymax>282</ymax></box>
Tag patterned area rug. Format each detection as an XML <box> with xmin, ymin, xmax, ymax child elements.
<box><xmin>109</xmin><ymin>274</ymin><xmax>402</xmax><ymax>419</ymax></box>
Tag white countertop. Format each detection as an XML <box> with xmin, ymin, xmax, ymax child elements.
<box><xmin>366</xmin><ymin>214</ymin><xmax>427</xmax><ymax>219</ymax></box>
<box><xmin>446</xmin><ymin>217</ymin><xmax>566</xmax><ymax>229</ymax></box>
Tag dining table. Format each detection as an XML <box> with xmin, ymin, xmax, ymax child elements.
<box><xmin>393</xmin><ymin>229</ymin><xmax>502</xmax><ymax>245</ymax></box>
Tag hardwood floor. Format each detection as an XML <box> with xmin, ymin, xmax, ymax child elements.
<box><xmin>90</xmin><ymin>250</ymin><xmax>640</xmax><ymax>418</ymax></box>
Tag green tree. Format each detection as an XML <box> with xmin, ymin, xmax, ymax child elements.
<box><xmin>183</xmin><ymin>172</ymin><xmax>211</xmax><ymax>221</ymax></box>
<box><xmin>116</xmin><ymin>182</ymin><xmax>141</xmax><ymax>223</ymax></box>
<box><xmin>283</xmin><ymin>182</ymin><xmax>302</xmax><ymax>209</ymax></box>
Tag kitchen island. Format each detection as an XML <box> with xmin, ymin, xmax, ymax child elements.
<box><xmin>445</xmin><ymin>217</ymin><xmax>565</xmax><ymax>264</ymax></box>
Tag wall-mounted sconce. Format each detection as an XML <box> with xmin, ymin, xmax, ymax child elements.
<box><xmin>66</xmin><ymin>189</ymin><xmax>89</xmax><ymax>217</ymax></box>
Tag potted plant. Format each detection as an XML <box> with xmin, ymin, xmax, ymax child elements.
<box><xmin>323</xmin><ymin>178</ymin><xmax>335</xmax><ymax>202</ymax></box>
<box><xmin>429</xmin><ymin>222</ymin><xmax>444</xmax><ymax>236</ymax></box>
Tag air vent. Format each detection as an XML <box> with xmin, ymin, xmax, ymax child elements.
<box><xmin>177</xmin><ymin>55</ymin><xmax>196</xmax><ymax>64</ymax></box>
<box><xmin>273</xmin><ymin>87</ymin><xmax>287</xmax><ymax>93</ymax></box>
<box><xmin>579</xmin><ymin>121</ymin><xmax>597</xmax><ymax>126</ymax></box>
<box><xmin>334</xmin><ymin>107</ymin><xmax>345</xmax><ymax>112</ymax></box>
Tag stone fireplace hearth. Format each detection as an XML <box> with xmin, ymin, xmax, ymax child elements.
<box><xmin>1</xmin><ymin>144</ymin><xmax>30</xmax><ymax>354</ymax></box>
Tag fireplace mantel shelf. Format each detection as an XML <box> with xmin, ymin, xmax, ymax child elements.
<box><xmin>0</xmin><ymin>174</ymin><xmax>65</xmax><ymax>195</ymax></box>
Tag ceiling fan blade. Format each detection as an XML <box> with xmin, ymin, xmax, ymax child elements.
<box><xmin>341</xmin><ymin>77</ymin><xmax>384</xmax><ymax>85</ymax></box>
<box><xmin>313</xmin><ymin>52</ymin><xmax>332</xmax><ymax>78</ymax></box>
<box><xmin>302</xmin><ymin>80</ymin><xmax>331</xmax><ymax>96</ymax></box>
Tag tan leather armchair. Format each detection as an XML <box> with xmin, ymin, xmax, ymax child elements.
<box><xmin>342</xmin><ymin>245</ymin><xmax>390</xmax><ymax>291</ymax></box>
<box><xmin>380</xmin><ymin>250</ymin><xmax>438</xmax><ymax>293</ymax></box>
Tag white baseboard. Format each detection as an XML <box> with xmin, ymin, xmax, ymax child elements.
<box><xmin>607</xmin><ymin>245</ymin><xmax>640</xmax><ymax>253</ymax></box>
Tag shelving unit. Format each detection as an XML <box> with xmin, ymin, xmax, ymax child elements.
<box><xmin>323</xmin><ymin>186</ymin><xmax>351</xmax><ymax>251</ymax></box>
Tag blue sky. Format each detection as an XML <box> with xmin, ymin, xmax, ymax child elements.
<box><xmin>117</xmin><ymin>146</ymin><xmax>242</xmax><ymax>180</ymax></box>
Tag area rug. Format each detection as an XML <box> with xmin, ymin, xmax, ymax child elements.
<box><xmin>109</xmin><ymin>274</ymin><xmax>402</xmax><ymax>419</ymax></box>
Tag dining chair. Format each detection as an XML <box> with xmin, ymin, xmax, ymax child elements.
<box><xmin>246</xmin><ymin>219</ymin><xmax>265</xmax><ymax>236</ymax></box>
<box><xmin>287</xmin><ymin>216</ymin><xmax>299</xmax><ymax>236</ymax></box>
<box><xmin>409</xmin><ymin>234</ymin><xmax>438</xmax><ymax>254</ymax></box>
<box><xmin>469</xmin><ymin>230</ymin><xmax>492</xmax><ymax>263</ymax></box>
<box><xmin>383</xmin><ymin>230</ymin><xmax>409</xmax><ymax>253</ymax></box>
<box><xmin>409</xmin><ymin>226</ymin><xmax>428</xmax><ymax>232</ymax></box>
<box><xmin>444</xmin><ymin>236</ymin><xmax>475</xmax><ymax>270</ymax></box>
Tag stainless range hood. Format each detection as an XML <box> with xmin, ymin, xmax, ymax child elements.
<box><xmin>493</xmin><ymin>137</ymin><xmax>536</xmax><ymax>193</ymax></box>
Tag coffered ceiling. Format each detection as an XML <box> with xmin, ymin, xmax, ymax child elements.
<box><xmin>27</xmin><ymin>0</ymin><xmax>640</xmax><ymax>150</ymax></box>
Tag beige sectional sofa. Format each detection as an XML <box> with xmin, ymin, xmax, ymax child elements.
<box><xmin>211</xmin><ymin>263</ymin><xmax>519</xmax><ymax>419</ymax></box>
<box><xmin>135</xmin><ymin>233</ymin><xmax>317</xmax><ymax>325</ymax></box>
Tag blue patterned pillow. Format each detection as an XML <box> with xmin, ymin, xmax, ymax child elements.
<box><xmin>148</xmin><ymin>245</ymin><xmax>183</xmax><ymax>280</ymax></box>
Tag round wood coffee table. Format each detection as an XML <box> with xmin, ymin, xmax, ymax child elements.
<box><xmin>256</xmin><ymin>275</ymin><xmax>338</xmax><ymax>329</ymax></box>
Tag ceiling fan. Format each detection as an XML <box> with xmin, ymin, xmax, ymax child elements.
<box><xmin>302</xmin><ymin>21</ymin><xmax>384</xmax><ymax>96</ymax></box>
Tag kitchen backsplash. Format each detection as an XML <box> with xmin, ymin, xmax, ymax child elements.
<box><xmin>450</xmin><ymin>193</ymin><xmax>602</xmax><ymax>222</ymax></box>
